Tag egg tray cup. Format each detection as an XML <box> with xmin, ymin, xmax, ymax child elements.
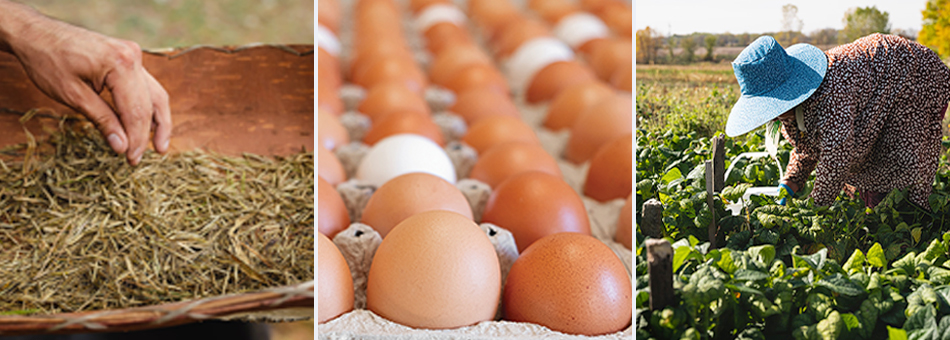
<box><xmin>0</xmin><ymin>45</ymin><xmax>316</xmax><ymax>336</ymax></box>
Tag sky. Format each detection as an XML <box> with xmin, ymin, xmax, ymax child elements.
<box><xmin>635</xmin><ymin>0</ymin><xmax>930</xmax><ymax>36</ymax></box>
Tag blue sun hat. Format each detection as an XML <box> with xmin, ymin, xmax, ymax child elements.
<box><xmin>725</xmin><ymin>36</ymin><xmax>828</xmax><ymax>137</ymax></box>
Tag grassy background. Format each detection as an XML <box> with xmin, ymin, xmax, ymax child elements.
<box><xmin>11</xmin><ymin>1</ymin><xmax>315</xmax><ymax>339</ymax></box>
<box><xmin>20</xmin><ymin>0</ymin><xmax>314</xmax><ymax>48</ymax></box>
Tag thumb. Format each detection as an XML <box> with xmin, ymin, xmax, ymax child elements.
<box><xmin>69</xmin><ymin>83</ymin><xmax>129</xmax><ymax>154</ymax></box>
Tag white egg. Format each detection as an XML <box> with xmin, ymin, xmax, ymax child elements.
<box><xmin>504</xmin><ymin>37</ymin><xmax>574</xmax><ymax>95</ymax></box>
<box><xmin>553</xmin><ymin>13</ymin><xmax>609</xmax><ymax>49</ymax></box>
<box><xmin>415</xmin><ymin>4</ymin><xmax>466</xmax><ymax>34</ymax></box>
<box><xmin>317</xmin><ymin>24</ymin><xmax>341</xmax><ymax>57</ymax></box>
<box><xmin>356</xmin><ymin>134</ymin><xmax>457</xmax><ymax>187</ymax></box>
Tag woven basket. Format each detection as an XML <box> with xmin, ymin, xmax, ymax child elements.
<box><xmin>0</xmin><ymin>44</ymin><xmax>315</xmax><ymax>335</ymax></box>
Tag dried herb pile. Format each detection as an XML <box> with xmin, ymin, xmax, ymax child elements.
<box><xmin>0</xmin><ymin>121</ymin><xmax>314</xmax><ymax>315</ymax></box>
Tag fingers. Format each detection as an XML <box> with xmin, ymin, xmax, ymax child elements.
<box><xmin>145</xmin><ymin>70</ymin><xmax>172</xmax><ymax>155</ymax></box>
<box><xmin>70</xmin><ymin>83</ymin><xmax>129</xmax><ymax>155</ymax></box>
<box><xmin>104</xmin><ymin>41</ymin><xmax>151</xmax><ymax>165</ymax></box>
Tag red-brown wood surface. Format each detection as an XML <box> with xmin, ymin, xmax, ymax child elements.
<box><xmin>0</xmin><ymin>44</ymin><xmax>315</xmax><ymax>157</ymax></box>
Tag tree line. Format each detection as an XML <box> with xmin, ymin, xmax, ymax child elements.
<box><xmin>636</xmin><ymin>4</ymin><xmax>925</xmax><ymax>65</ymax></box>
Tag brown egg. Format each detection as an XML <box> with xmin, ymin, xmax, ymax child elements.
<box><xmin>360</xmin><ymin>172</ymin><xmax>472</xmax><ymax>237</ymax></box>
<box><xmin>470</xmin><ymin>0</ymin><xmax>520</xmax><ymax>35</ymax></box>
<box><xmin>423</xmin><ymin>22</ymin><xmax>473</xmax><ymax>56</ymax></box>
<box><xmin>428</xmin><ymin>43</ymin><xmax>492</xmax><ymax>88</ymax></box>
<box><xmin>318</xmin><ymin>0</ymin><xmax>341</xmax><ymax>34</ymax></box>
<box><xmin>584</xmin><ymin>134</ymin><xmax>632</xmax><ymax>201</ymax></box>
<box><xmin>318</xmin><ymin>233</ymin><xmax>354</xmax><ymax>324</ymax></box>
<box><xmin>353</xmin><ymin>57</ymin><xmax>428</xmax><ymax>94</ymax></box>
<box><xmin>493</xmin><ymin>18</ymin><xmax>550</xmax><ymax>58</ymax></box>
<box><xmin>579</xmin><ymin>0</ymin><xmax>612</xmax><ymax>12</ymax></box>
<box><xmin>363</xmin><ymin>111</ymin><xmax>445</xmax><ymax>146</ymax></box>
<box><xmin>503</xmin><ymin>232</ymin><xmax>632</xmax><ymax>335</ymax></box>
<box><xmin>349</xmin><ymin>41</ymin><xmax>413</xmax><ymax>79</ymax></box>
<box><xmin>318</xmin><ymin>83</ymin><xmax>343</xmax><ymax>117</ymax></box>
<box><xmin>577</xmin><ymin>36</ymin><xmax>608</xmax><ymax>55</ymax></box>
<box><xmin>444</xmin><ymin>63</ymin><xmax>510</xmax><ymax>96</ymax></box>
<box><xmin>318</xmin><ymin>109</ymin><xmax>349</xmax><ymax>151</ymax></box>
<box><xmin>462</xmin><ymin>115</ymin><xmax>539</xmax><ymax>155</ymax></box>
<box><xmin>587</xmin><ymin>38</ymin><xmax>633</xmax><ymax>81</ymax></box>
<box><xmin>544</xmin><ymin>80</ymin><xmax>614</xmax><ymax>131</ymax></box>
<box><xmin>318</xmin><ymin>49</ymin><xmax>342</xmax><ymax>90</ymax></box>
<box><xmin>367</xmin><ymin>210</ymin><xmax>500</xmax><ymax>329</ymax></box>
<box><xmin>527</xmin><ymin>0</ymin><xmax>569</xmax><ymax>14</ymax></box>
<box><xmin>358</xmin><ymin>82</ymin><xmax>430</xmax><ymax>121</ymax></box>
<box><xmin>449</xmin><ymin>87</ymin><xmax>520</xmax><ymax>125</ymax></box>
<box><xmin>318</xmin><ymin>176</ymin><xmax>351</xmax><ymax>238</ymax></box>
<box><xmin>318</xmin><ymin>144</ymin><xmax>346</xmax><ymax>185</ymax></box>
<box><xmin>525</xmin><ymin>60</ymin><xmax>597</xmax><ymax>104</ymax></box>
<box><xmin>410</xmin><ymin>0</ymin><xmax>451</xmax><ymax>13</ymax></box>
<box><xmin>611</xmin><ymin>61</ymin><xmax>632</xmax><ymax>92</ymax></box>
<box><xmin>468</xmin><ymin>142</ymin><xmax>562</xmax><ymax>188</ymax></box>
<box><xmin>564</xmin><ymin>94</ymin><xmax>632</xmax><ymax>164</ymax></box>
<box><xmin>598</xmin><ymin>2</ymin><xmax>633</xmax><ymax>38</ymax></box>
<box><xmin>482</xmin><ymin>171</ymin><xmax>590</xmax><ymax>252</ymax></box>
<box><xmin>538</xmin><ymin>2</ymin><xmax>580</xmax><ymax>24</ymax></box>
<box><xmin>616</xmin><ymin>195</ymin><xmax>632</xmax><ymax>250</ymax></box>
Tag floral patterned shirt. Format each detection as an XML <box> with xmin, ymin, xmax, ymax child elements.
<box><xmin>779</xmin><ymin>33</ymin><xmax>950</xmax><ymax>208</ymax></box>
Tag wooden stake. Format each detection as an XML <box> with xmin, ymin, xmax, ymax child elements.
<box><xmin>646</xmin><ymin>238</ymin><xmax>674</xmax><ymax>311</ymax></box>
<box><xmin>706</xmin><ymin>159</ymin><xmax>717</xmax><ymax>250</ymax></box>
<box><xmin>641</xmin><ymin>199</ymin><xmax>664</xmax><ymax>238</ymax></box>
<box><xmin>712</xmin><ymin>134</ymin><xmax>725</xmax><ymax>192</ymax></box>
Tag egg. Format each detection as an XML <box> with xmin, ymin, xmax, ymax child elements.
<box><xmin>428</xmin><ymin>44</ymin><xmax>492</xmax><ymax>88</ymax></box>
<box><xmin>422</xmin><ymin>22</ymin><xmax>472</xmax><ymax>56</ymax></box>
<box><xmin>317</xmin><ymin>0</ymin><xmax>341</xmax><ymax>34</ymax></box>
<box><xmin>444</xmin><ymin>63</ymin><xmax>510</xmax><ymax>96</ymax></box>
<box><xmin>318</xmin><ymin>109</ymin><xmax>349</xmax><ymax>151</ymax></box>
<box><xmin>317</xmin><ymin>25</ymin><xmax>342</xmax><ymax>58</ymax></box>
<box><xmin>525</xmin><ymin>60</ymin><xmax>597</xmax><ymax>104</ymax></box>
<box><xmin>318</xmin><ymin>80</ymin><xmax>343</xmax><ymax>116</ymax></box>
<box><xmin>579</xmin><ymin>0</ymin><xmax>612</xmax><ymax>12</ymax></box>
<box><xmin>492</xmin><ymin>18</ymin><xmax>550</xmax><ymax>59</ymax></box>
<box><xmin>584</xmin><ymin>134</ymin><xmax>632</xmax><ymax>202</ymax></box>
<box><xmin>352</xmin><ymin>56</ymin><xmax>428</xmax><ymax>94</ymax></box>
<box><xmin>598</xmin><ymin>2</ymin><xmax>633</xmax><ymax>38</ymax></box>
<box><xmin>362</xmin><ymin>111</ymin><xmax>445</xmax><ymax>146</ymax></box>
<box><xmin>357</xmin><ymin>82</ymin><xmax>430</xmax><ymax>121</ymax></box>
<box><xmin>552</xmin><ymin>12</ymin><xmax>609</xmax><ymax>50</ymax></box>
<box><xmin>318</xmin><ymin>144</ymin><xmax>346</xmax><ymax>185</ymax></box>
<box><xmin>318</xmin><ymin>233</ymin><xmax>354</xmax><ymax>324</ymax></box>
<box><xmin>349</xmin><ymin>41</ymin><xmax>413</xmax><ymax>79</ymax></box>
<box><xmin>361</xmin><ymin>172</ymin><xmax>473</xmax><ymax>237</ymax></box>
<box><xmin>356</xmin><ymin>134</ymin><xmax>457</xmax><ymax>187</ymax></box>
<box><xmin>481</xmin><ymin>171</ymin><xmax>590</xmax><ymax>252</ymax></box>
<box><xmin>415</xmin><ymin>4</ymin><xmax>466</xmax><ymax>33</ymax></box>
<box><xmin>470</xmin><ymin>0</ymin><xmax>520</xmax><ymax>36</ymax></box>
<box><xmin>611</xmin><ymin>62</ymin><xmax>632</xmax><ymax>92</ymax></box>
<box><xmin>468</xmin><ymin>142</ymin><xmax>562</xmax><ymax>188</ymax></box>
<box><xmin>409</xmin><ymin>0</ymin><xmax>451</xmax><ymax>13</ymax></box>
<box><xmin>538</xmin><ymin>2</ymin><xmax>580</xmax><ymax>24</ymax></box>
<box><xmin>544</xmin><ymin>80</ymin><xmax>614</xmax><ymax>131</ymax></box>
<box><xmin>587</xmin><ymin>38</ymin><xmax>633</xmax><ymax>82</ymax></box>
<box><xmin>503</xmin><ymin>232</ymin><xmax>632</xmax><ymax>335</ymax></box>
<box><xmin>462</xmin><ymin>115</ymin><xmax>540</xmax><ymax>155</ymax></box>
<box><xmin>564</xmin><ymin>93</ymin><xmax>632</xmax><ymax>164</ymax></box>
<box><xmin>504</xmin><ymin>37</ymin><xmax>574</xmax><ymax>94</ymax></box>
<box><xmin>318</xmin><ymin>176</ymin><xmax>350</xmax><ymax>238</ymax></box>
<box><xmin>616</xmin><ymin>195</ymin><xmax>632</xmax><ymax>250</ymax></box>
<box><xmin>449</xmin><ymin>87</ymin><xmax>521</xmax><ymax>125</ymax></box>
<box><xmin>318</xmin><ymin>49</ymin><xmax>342</xmax><ymax>90</ymax></box>
<box><xmin>366</xmin><ymin>210</ymin><xmax>501</xmax><ymax>329</ymax></box>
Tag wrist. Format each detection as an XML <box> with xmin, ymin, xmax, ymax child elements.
<box><xmin>0</xmin><ymin>1</ymin><xmax>51</xmax><ymax>55</ymax></box>
<box><xmin>780</xmin><ymin>179</ymin><xmax>799</xmax><ymax>193</ymax></box>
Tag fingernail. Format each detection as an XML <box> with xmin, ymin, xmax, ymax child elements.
<box><xmin>135</xmin><ymin>148</ymin><xmax>144</xmax><ymax>164</ymax></box>
<box><xmin>162</xmin><ymin>139</ymin><xmax>170</xmax><ymax>152</ymax></box>
<box><xmin>107</xmin><ymin>134</ymin><xmax>123</xmax><ymax>151</ymax></box>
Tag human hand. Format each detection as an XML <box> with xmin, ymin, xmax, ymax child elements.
<box><xmin>778</xmin><ymin>181</ymin><xmax>797</xmax><ymax>205</ymax></box>
<box><xmin>1</xmin><ymin>4</ymin><xmax>171</xmax><ymax>165</ymax></box>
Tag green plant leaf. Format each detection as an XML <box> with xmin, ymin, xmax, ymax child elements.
<box><xmin>868</xmin><ymin>243</ymin><xmax>886</xmax><ymax>268</ymax></box>
<box><xmin>843</xmin><ymin>249</ymin><xmax>866</xmax><ymax>274</ymax></box>
<box><xmin>816</xmin><ymin>273</ymin><xmax>865</xmax><ymax>296</ymax></box>
<box><xmin>747</xmin><ymin>244</ymin><xmax>776</xmax><ymax>267</ymax></box>
<box><xmin>888</xmin><ymin>326</ymin><xmax>908</xmax><ymax>340</ymax></box>
<box><xmin>725</xmin><ymin>283</ymin><xmax>764</xmax><ymax>296</ymax></box>
<box><xmin>734</xmin><ymin>268</ymin><xmax>770</xmax><ymax>282</ymax></box>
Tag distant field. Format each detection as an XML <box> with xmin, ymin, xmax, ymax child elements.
<box><xmin>637</xmin><ymin>63</ymin><xmax>950</xmax><ymax>138</ymax></box>
<box><xmin>19</xmin><ymin>0</ymin><xmax>314</xmax><ymax>48</ymax></box>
